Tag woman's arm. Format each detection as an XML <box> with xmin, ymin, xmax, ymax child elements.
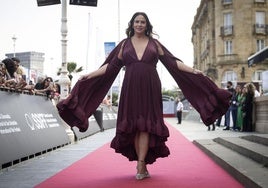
<box><xmin>155</xmin><ymin>40</ymin><xmax>202</xmax><ymax>74</ymax></box>
<box><xmin>34</xmin><ymin>85</ymin><xmax>51</xmax><ymax>93</ymax></box>
<box><xmin>176</xmin><ymin>60</ymin><xmax>202</xmax><ymax>74</ymax></box>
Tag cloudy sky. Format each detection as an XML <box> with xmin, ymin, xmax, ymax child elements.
<box><xmin>0</xmin><ymin>0</ymin><xmax>200</xmax><ymax>89</ymax></box>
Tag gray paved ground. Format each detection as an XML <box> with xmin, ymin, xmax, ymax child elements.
<box><xmin>0</xmin><ymin>118</ymin><xmax>262</xmax><ymax>188</ymax></box>
<box><xmin>168</xmin><ymin>118</ymin><xmax>264</xmax><ymax>141</ymax></box>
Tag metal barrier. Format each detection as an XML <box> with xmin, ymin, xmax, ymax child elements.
<box><xmin>0</xmin><ymin>90</ymin><xmax>70</xmax><ymax>169</ymax></box>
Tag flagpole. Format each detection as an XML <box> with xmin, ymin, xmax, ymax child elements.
<box><xmin>117</xmin><ymin>0</ymin><xmax>122</xmax><ymax>104</ymax></box>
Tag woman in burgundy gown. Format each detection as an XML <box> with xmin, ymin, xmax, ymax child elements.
<box><xmin>57</xmin><ymin>12</ymin><xmax>231</xmax><ymax>180</ymax></box>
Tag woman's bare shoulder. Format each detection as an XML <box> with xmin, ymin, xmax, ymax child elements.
<box><xmin>118</xmin><ymin>39</ymin><xmax>128</xmax><ymax>60</ymax></box>
<box><xmin>151</xmin><ymin>38</ymin><xmax>164</xmax><ymax>55</ymax></box>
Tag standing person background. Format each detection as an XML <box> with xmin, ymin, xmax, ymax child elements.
<box><xmin>1</xmin><ymin>58</ymin><xmax>34</xmax><ymax>91</ymax></box>
<box><xmin>102</xmin><ymin>94</ymin><xmax>112</xmax><ymax>108</ymax></box>
<box><xmin>253</xmin><ymin>84</ymin><xmax>261</xmax><ymax>97</ymax></box>
<box><xmin>34</xmin><ymin>77</ymin><xmax>55</xmax><ymax>99</ymax></box>
<box><xmin>57</xmin><ymin>12</ymin><xmax>231</xmax><ymax>180</ymax></box>
<box><xmin>0</xmin><ymin>62</ymin><xmax>6</xmax><ymax>86</ymax></box>
<box><xmin>231</xmin><ymin>85</ymin><xmax>240</xmax><ymax>131</ymax></box>
<box><xmin>13</xmin><ymin>58</ymin><xmax>27</xmax><ymax>90</ymax></box>
<box><xmin>176</xmin><ymin>98</ymin><xmax>183</xmax><ymax>124</ymax></box>
<box><xmin>1</xmin><ymin>58</ymin><xmax>17</xmax><ymax>88</ymax></box>
<box><xmin>223</xmin><ymin>81</ymin><xmax>236</xmax><ymax>130</ymax></box>
<box><xmin>1</xmin><ymin>58</ymin><xmax>25</xmax><ymax>89</ymax></box>
<box><xmin>11</xmin><ymin>57</ymin><xmax>26</xmax><ymax>81</ymax></box>
<box><xmin>242</xmin><ymin>83</ymin><xmax>255</xmax><ymax>132</ymax></box>
<box><xmin>236</xmin><ymin>85</ymin><xmax>245</xmax><ymax>131</ymax></box>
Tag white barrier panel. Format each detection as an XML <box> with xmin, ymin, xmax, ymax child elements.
<box><xmin>163</xmin><ymin>101</ymin><xmax>175</xmax><ymax>116</ymax></box>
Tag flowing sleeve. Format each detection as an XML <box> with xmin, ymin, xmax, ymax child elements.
<box><xmin>56</xmin><ymin>40</ymin><xmax>125</xmax><ymax>132</ymax></box>
<box><xmin>155</xmin><ymin>39</ymin><xmax>231</xmax><ymax>126</ymax></box>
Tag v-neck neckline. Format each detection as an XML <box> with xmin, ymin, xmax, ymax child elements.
<box><xmin>130</xmin><ymin>38</ymin><xmax>150</xmax><ymax>61</ymax></box>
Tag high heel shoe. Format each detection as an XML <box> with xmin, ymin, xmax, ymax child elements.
<box><xmin>136</xmin><ymin>171</ymin><xmax>150</xmax><ymax>180</ymax></box>
<box><xmin>136</xmin><ymin>160</ymin><xmax>150</xmax><ymax>180</ymax></box>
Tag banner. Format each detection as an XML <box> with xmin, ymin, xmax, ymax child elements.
<box><xmin>0</xmin><ymin>91</ymin><xmax>70</xmax><ymax>168</ymax></box>
<box><xmin>104</xmin><ymin>42</ymin><xmax>116</xmax><ymax>58</ymax></box>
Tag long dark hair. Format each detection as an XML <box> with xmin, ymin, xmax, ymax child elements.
<box><xmin>2</xmin><ymin>58</ymin><xmax>16</xmax><ymax>78</ymax></box>
<box><xmin>126</xmin><ymin>12</ymin><xmax>157</xmax><ymax>38</ymax></box>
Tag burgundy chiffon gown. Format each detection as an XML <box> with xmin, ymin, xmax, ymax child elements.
<box><xmin>57</xmin><ymin>38</ymin><xmax>231</xmax><ymax>164</ymax></box>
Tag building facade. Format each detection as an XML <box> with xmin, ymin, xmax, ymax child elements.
<box><xmin>6</xmin><ymin>51</ymin><xmax>45</xmax><ymax>83</ymax></box>
<box><xmin>192</xmin><ymin>0</ymin><xmax>268</xmax><ymax>92</ymax></box>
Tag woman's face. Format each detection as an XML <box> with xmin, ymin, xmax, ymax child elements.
<box><xmin>44</xmin><ymin>78</ymin><xmax>51</xmax><ymax>86</ymax></box>
<box><xmin>243</xmin><ymin>87</ymin><xmax>247</xmax><ymax>93</ymax></box>
<box><xmin>133</xmin><ymin>15</ymin><xmax>147</xmax><ymax>35</ymax></box>
<box><xmin>236</xmin><ymin>86</ymin><xmax>241</xmax><ymax>92</ymax></box>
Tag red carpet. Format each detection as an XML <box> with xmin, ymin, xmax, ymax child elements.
<box><xmin>35</xmin><ymin>123</ymin><xmax>243</xmax><ymax>188</ymax></box>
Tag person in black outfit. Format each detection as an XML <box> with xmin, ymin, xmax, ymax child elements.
<box><xmin>34</xmin><ymin>77</ymin><xmax>54</xmax><ymax>99</ymax></box>
<box><xmin>223</xmin><ymin>81</ymin><xmax>236</xmax><ymax>130</ymax></box>
<box><xmin>242</xmin><ymin>83</ymin><xmax>255</xmax><ymax>132</ymax></box>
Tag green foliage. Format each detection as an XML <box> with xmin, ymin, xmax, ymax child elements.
<box><xmin>57</xmin><ymin>62</ymin><xmax>83</xmax><ymax>81</ymax></box>
<box><xmin>76</xmin><ymin>66</ymin><xmax>83</xmax><ymax>73</ymax></box>
<box><xmin>112</xmin><ymin>93</ymin><xmax>118</xmax><ymax>105</ymax></box>
<box><xmin>67</xmin><ymin>62</ymin><xmax>77</xmax><ymax>73</ymax></box>
<box><xmin>162</xmin><ymin>88</ymin><xmax>180</xmax><ymax>99</ymax></box>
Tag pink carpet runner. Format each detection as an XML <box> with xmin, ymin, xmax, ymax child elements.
<box><xmin>35</xmin><ymin>123</ymin><xmax>243</xmax><ymax>188</ymax></box>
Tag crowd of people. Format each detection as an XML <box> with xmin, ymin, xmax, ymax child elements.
<box><xmin>0</xmin><ymin>57</ymin><xmax>60</xmax><ymax>103</ymax></box>
<box><xmin>208</xmin><ymin>81</ymin><xmax>261</xmax><ymax>132</ymax></box>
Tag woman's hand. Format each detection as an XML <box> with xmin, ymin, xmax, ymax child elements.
<box><xmin>192</xmin><ymin>68</ymin><xmax>203</xmax><ymax>74</ymax></box>
<box><xmin>176</xmin><ymin>60</ymin><xmax>203</xmax><ymax>75</ymax></box>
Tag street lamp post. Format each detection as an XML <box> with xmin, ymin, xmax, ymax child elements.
<box><xmin>12</xmin><ymin>35</ymin><xmax>17</xmax><ymax>57</ymax></box>
<box><xmin>58</xmin><ymin>0</ymin><xmax>71</xmax><ymax>100</ymax></box>
<box><xmin>58</xmin><ymin>0</ymin><xmax>74</xmax><ymax>142</ymax></box>
<box><xmin>36</xmin><ymin>0</ymin><xmax>97</xmax><ymax>142</ymax></box>
<box><xmin>116</xmin><ymin>0</ymin><xmax>124</xmax><ymax>103</ymax></box>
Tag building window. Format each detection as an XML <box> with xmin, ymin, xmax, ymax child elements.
<box><xmin>256</xmin><ymin>11</ymin><xmax>265</xmax><ymax>25</ymax></box>
<box><xmin>221</xmin><ymin>13</ymin><xmax>233</xmax><ymax>36</ymax></box>
<box><xmin>224</xmin><ymin>40</ymin><xmax>232</xmax><ymax>54</ymax></box>
<box><xmin>252</xmin><ymin>70</ymin><xmax>263</xmax><ymax>82</ymax></box>
<box><xmin>222</xmin><ymin>0</ymin><xmax>232</xmax><ymax>5</ymax></box>
<box><xmin>225</xmin><ymin>71</ymin><xmax>237</xmax><ymax>82</ymax></box>
<box><xmin>254</xmin><ymin>0</ymin><xmax>265</xmax><ymax>3</ymax></box>
<box><xmin>224</xmin><ymin>13</ymin><xmax>232</xmax><ymax>27</ymax></box>
<box><xmin>257</xmin><ymin>39</ymin><xmax>265</xmax><ymax>51</ymax></box>
<box><xmin>221</xmin><ymin>70</ymin><xmax>237</xmax><ymax>88</ymax></box>
<box><xmin>252</xmin><ymin>70</ymin><xmax>263</xmax><ymax>92</ymax></box>
<box><xmin>254</xmin><ymin>12</ymin><xmax>267</xmax><ymax>35</ymax></box>
<box><xmin>256</xmin><ymin>12</ymin><xmax>265</xmax><ymax>25</ymax></box>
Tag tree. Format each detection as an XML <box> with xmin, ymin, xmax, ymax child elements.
<box><xmin>57</xmin><ymin>62</ymin><xmax>83</xmax><ymax>81</ymax></box>
<box><xmin>162</xmin><ymin>87</ymin><xmax>182</xmax><ymax>99</ymax></box>
<box><xmin>112</xmin><ymin>93</ymin><xmax>118</xmax><ymax>106</ymax></box>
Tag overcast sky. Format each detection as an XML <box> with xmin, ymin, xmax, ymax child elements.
<box><xmin>0</xmin><ymin>0</ymin><xmax>200</xmax><ymax>89</ymax></box>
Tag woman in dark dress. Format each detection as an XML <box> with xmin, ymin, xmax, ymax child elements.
<box><xmin>242</xmin><ymin>83</ymin><xmax>255</xmax><ymax>132</ymax></box>
<box><xmin>57</xmin><ymin>12</ymin><xmax>231</xmax><ymax>180</ymax></box>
